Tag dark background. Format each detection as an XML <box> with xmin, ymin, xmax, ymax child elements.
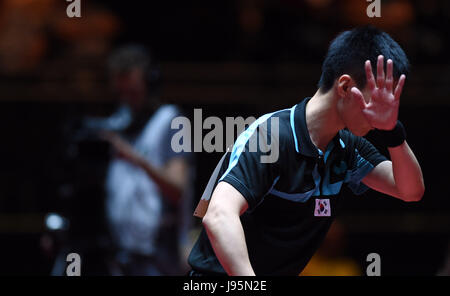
<box><xmin>0</xmin><ymin>0</ymin><xmax>449</xmax><ymax>275</ymax></box>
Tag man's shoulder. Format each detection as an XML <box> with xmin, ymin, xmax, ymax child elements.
<box><xmin>338</xmin><ymin>129</ymin><xmax>362</xmax><ymax>151</ymax></box>
<box><xmin>337</xmin><ymin>129</ymin><xmax>383</xmax><ymax>163</ymax></box>
<box><xmin>255</xmin><ymin>107</ymin><xmax>295</xmax><ymax>147</ymax></box>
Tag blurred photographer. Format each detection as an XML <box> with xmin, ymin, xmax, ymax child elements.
<box><xmin>86</xmin><ymin>45</ymin><xmax>193</xmax><ymax>275</ymax></box>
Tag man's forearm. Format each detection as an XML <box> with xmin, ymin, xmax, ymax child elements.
<box><xmin>388</xmin><ymin>141</ymin><xmax>425</xmax><ymax>201</ymax></box>
<box><xmin>203</xmin><ymin>211</ymin><xmax>255</xmax><ymax>276</ymax></box>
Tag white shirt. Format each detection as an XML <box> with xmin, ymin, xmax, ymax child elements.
<box><xmin>105</xmin><ymin>104</ymin><xmax>185</xmax><ymax>256</ymax></box>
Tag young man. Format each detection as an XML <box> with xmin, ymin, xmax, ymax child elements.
<box><xmin>188</xmin><ymin>26</ymin><xmax>424</xmax><ymax>276</ymax></box>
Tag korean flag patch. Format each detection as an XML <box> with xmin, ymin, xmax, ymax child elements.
<box><xmin>314</xmin><ymin>199</ymin><xmax>331</xmax><ymax>217</ymax></box>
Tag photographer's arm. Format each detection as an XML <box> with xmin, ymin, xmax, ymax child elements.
<box><xmin>101</xmin><ymin>131</ymin><xmax>187</xmax><ymax>205</ymax></box>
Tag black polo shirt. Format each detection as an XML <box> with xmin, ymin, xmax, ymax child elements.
<box><xmin>188</xmin><ymin>97</ymin><xmax>387</xmax><ymax>275</ymax></box>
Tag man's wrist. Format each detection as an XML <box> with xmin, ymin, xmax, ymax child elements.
<box><xmin>370</xmin><ymin>120</ymin><xmax>406</xmax><ymax>148</ymax></box>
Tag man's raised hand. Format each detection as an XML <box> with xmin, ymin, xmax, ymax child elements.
<box><xmin>351</xmin><ymin>55</ymin><xmax>406</xmax><ymax>130</ymax></box>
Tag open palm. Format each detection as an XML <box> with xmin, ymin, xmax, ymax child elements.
<box><xmin>351</xmin><ymin>55</ymin><xmax>406</xmax><ymax>130</ymax></box>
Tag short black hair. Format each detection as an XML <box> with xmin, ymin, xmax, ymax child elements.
<box><xmin>318</xmin><ymin>26</ymin><xmax>409</xmax><ymax>92</ymax></box>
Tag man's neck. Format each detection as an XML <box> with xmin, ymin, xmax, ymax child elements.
<box><xmin>305</xmin><ymin>89</ymin><xmax>344</xmax><ymax>152</ymax></box>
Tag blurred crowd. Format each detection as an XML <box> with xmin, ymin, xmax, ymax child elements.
<box><xmin>0</xmin><ymin>0</ymin><xmax>449</xmax><ymax>76</ymax></box>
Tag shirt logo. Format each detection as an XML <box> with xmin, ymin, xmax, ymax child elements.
<box><xmin>314</xmin><ymin>199</ymin><xmax>331</xmax><ymax>217</ymax></box>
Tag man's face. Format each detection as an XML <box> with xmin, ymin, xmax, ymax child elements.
<box><xmin>338</xmin><ymin>83</ymin><xmax>373</xmax><ymax>137</ymax></box>
<box><xmin>338</xmin><ymin>75</ymin><xmax>402</xmax><ymax>136</ymax></box>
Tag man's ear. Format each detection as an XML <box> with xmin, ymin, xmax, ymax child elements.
<box><xmin>336</xmin><ymin>75</ymin><xmax>352</xmax><ymax>98</ymax></box>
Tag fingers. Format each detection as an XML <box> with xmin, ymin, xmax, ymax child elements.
<box><xmin>365</xmin><ymin>60</ymin><xmax>376</xmax><ymax>90</ymax></box>
<box><xmin>376</xmin><ymin>55</ymin><xmax>385</xmax><ymax>88</ymax></box>
<box><xmin>351</xmin><ymin>87</ymin><xmax>367</xmax><ymax>110</ymax></box>
<box><xmin>394</xmin><ymin>74</ymin><xmax>406</xmax><ymax>101</ymax></box>
<box><xmin>385</xmin><ymin>59</ymin><xmax>394</xmax><ymax>93</ymax></box>
<box><xmin>368</xmin><ymin>56</ymin><xmax>397</xmax><ymax>94</ymax></box>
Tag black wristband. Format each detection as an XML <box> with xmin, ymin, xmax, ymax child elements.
<box><xmin>369</xmin><ymin>120</ymin><xmax>406</xmax><ymax>148</ymax></box>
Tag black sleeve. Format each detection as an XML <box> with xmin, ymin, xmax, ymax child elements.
<box><xmin>218</xmin><ymin>121</ymin><xmax>281</xmax><ymax>210</ymax></box>
<box><xmin>345</xmin><ymin>134</ymin><xmax>388</xmax><ymax>195</ymax></box>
